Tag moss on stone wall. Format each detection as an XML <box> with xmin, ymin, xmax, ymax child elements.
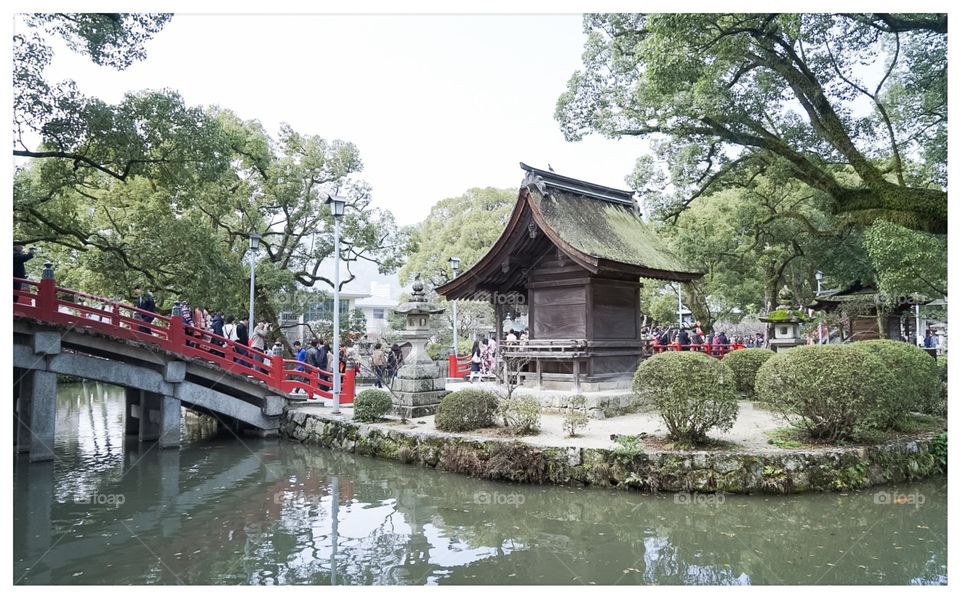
<box><xmin>281</xmin><ymin>408</ymin><xmax>945</xmax><ymax>495</ymax></box>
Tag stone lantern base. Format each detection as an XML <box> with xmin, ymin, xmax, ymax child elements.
<box><xmin>393</xmin><ymin>362</ymin><xmax>447</xmax><ymax>418</ymax></box>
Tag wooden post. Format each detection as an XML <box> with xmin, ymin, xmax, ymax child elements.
<box><xmin>573</xmin><ymin>359</ymin><xmax>581</xmax><ymax>393</ymax></box>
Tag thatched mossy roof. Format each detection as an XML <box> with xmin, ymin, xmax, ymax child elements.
<box><xmin>529</xmin><ymin>187</ymin><xmax>699</xmax><ymax>277</ymax></box>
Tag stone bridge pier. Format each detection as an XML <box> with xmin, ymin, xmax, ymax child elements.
<box><xmin>14</xmin><ymin>331</ymin><xmax>186</xmax><ymax>462</ymax></box>
<box><xmin>14</xmin><ymin>319</ymin><xmax>286</xmax><ymax>462</ymax></box>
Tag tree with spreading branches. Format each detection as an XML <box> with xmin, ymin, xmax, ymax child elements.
<box><xmin>557</xmin><ymin>13</ymin><xmax>946</xmax><ymax>233</ymax></box>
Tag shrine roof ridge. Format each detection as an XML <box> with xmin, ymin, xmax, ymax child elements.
<box><xmin>519</xmin><ymin>162</ymin><xmax>636</xmax><ymax>207</ymax></box>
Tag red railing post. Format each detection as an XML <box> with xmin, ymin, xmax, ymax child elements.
<box><xmin>342</xmin><ymin>368</ymin><xmax>356</xmax><ymax>404</ymax></box>
<box><xmin>272</xmin><ymin>355</ymin><xmax>286</xmax><ymax>392</ymax></box>
<box><xmin>37</xmin><ymin>262</ymin><xmax>57</xmax><ymax>321</ymax></box>
<box><xmin>167</xmin><ymin>302</ymin><xmax>185</xmax><ymax>352</ymax></box>
<box><xmin>449</xmin><ymin>354</ymin><xmax>457</xmax><ymax>378</ymax></box>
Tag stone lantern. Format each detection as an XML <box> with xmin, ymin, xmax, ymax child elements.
<box><xmin>391</xmin><ymin>276</ymin><xmax>448</xmax><ymax>418</ymax></box>
<box><xmin>760</xmin><ymin>285</ymin><xmax>807</xmax><ymax>353</ymax></box>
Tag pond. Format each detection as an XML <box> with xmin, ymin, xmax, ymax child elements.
<box><xmin>13</xmin><ymin>382</ymin><xmax>947</xmax><ymax>585</ymax></box>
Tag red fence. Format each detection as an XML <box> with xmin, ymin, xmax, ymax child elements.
<box><xmin>13</xmin><ymin>275</ymin><xmax>354</xmax><ymax>403</ymax></box>
<box><xmin>448</xmin><ymin>353</ymin><xmax>474</xmax><ymax>379</ymax></box>
<box><xmin>649</xmin><ymin>341</ymin><xmax>746</xmax><ymax>357</ymax></box>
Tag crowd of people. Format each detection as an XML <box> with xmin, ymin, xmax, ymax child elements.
<box><xmin>646</xmin><ymin>322</ymin><xmax>763</xmax><ymax>354</ymax></box>
<box><xmin>468</xmin><ymin>335</ymin><xmax>501</xmax><ymax>381</ymax></box>
<box><xmin>370</xmin><ymin>342</ymin><xmax>405</xmax><ymax>388</ymax></box>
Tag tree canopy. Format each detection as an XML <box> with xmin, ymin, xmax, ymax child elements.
<box><xmin>400</xmin><ymin>187</ymin><xmax>516</xmax><ymax>288</ymax></box>
<box><xmin>557</xmin><ymin>13</ymin><xmax>947</xmax><ymax>233</ymax></box>
<box><xmin>13</xmin><ymin>14</ymin><xmax>407</xmax><ymax>332</ymax></box>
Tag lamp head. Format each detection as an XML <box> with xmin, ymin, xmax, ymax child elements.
<box><xmin>815</xmin><ymin>270</ymin><xmax>823</xmax><ymax>282</ymax></box>
<box><xmin>326</xmin><ymin>194</ymin><xmax>346</xmax><ymax>218</ymax></box>
<box><xmin>249</xmin><ymin>232</ymin><xmax>261</xmax><ymax>251</ymax></box>
<box><xmin>449</xmin><ymin>256</ymin><xmax>461</xmax><ymax>272</ymax></box>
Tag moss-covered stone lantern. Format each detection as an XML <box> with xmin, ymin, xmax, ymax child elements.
<box><xmin>760</xmin><ymin>285</ymin><xmax>809</xmax><ymax>353</ymax></box>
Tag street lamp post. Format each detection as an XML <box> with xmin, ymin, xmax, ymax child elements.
<box><xmin>815</xmin><ymin>270</ymin><xmax>823</xmax><ymax>344</ymax></box>
<box><xmin>677</xmin><ymin>283</ymin><xmax>683</xmax><ymax>330</ymax></box>
<box><xmin>248</xmin><ymin>233</ymin><xmax>261</xmax><ymax>335</ymax></box>
<box><xmin>326</xmin><ymin>195</ymin><xmax>346</xmax><ymax>414</ymax></box>
<box><xmin>449</xmin><ymin>256</ymin><xmax>460</xmax><ymax>357</ymax></box>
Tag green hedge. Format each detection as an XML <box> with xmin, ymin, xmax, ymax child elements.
<box><xmin>435</xmin><ymin>389</ymin><xmax>499</xmax><ymax>432</ymax></box>
<box><xmin>633</xmin><ymin>351</ymin><xmax>739</xmax><ymax>444</ymax></box>
<box><xmin>755</xmin><ymin>345</ymin><xmax>900</xmax><ymax>441</ymax></box>
<box><xmin>723</xmin><ymin>348</ymin><xmax>775</xmax><ymax>396</ymax></box>
<box><xmin>854</xmin><ymin>340</ymin><xmax>940</xmax><ymax>422</ymax></box>
<box><xmin>353</xmin><ymin>389</ymin><xmax>394</xmax><ymax>422</ymax></box>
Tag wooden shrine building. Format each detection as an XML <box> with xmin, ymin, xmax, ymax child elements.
<box><xmin>437</xmin><ymin>163</ymin><xmax>702</xmax><ymax>391</ymax></box>
<box><xmin>810</xmin><ymin>281</ymin><xmax>931</xmax><ymax>342</ymax></box>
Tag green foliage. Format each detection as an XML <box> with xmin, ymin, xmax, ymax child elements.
<box><xmin>766</xmin><ymin>427</ymin><xmax>806</xmax><ymax>450</ymax></box>
<box><xmin>658</xmin><ymin>178</ymin><xmax>873</xmax><ymax>328</ymax></box>
<box><xmin>765</xmin><ymin>309</ymin><xmax>809</xmax><ymax>323</ymax></box>
<box><xmin>497</xmin><ymin>395</ymin><xmax>541</xmax><ymax>436</ymax></box>
<box><xmin>854</xmin><ymin>340</ymin><xmax>940</xmax><ymax>421</ymax></box>
<box><xmin>755</xmin><ymin>345</ymin><xmax>901</xmax><ymax>442</ymax></box>
<box><xmin>863</xmin><ymin>219</ymin><xmax>947</xmax><ymax>298</ymax></box>
<box><xmin>611</xmin><ymin>434</ymin><xmax>645</xmax><ymax>458</ymax></box>
<box><xmin>307</xmin><ymin>308</ymin><xmax>367</xmax><ymax>346</ymax></box>
<box><xmin>353</xmin><ymin>389</ymin><xmax>393</xmax><ymax>423</ymax></box>
<box><xmin>633</xmin><ymin>352</ymin><xmax>739</xmax><ymax>444</ymax></box>
<box><xmin>14</xmin><ymin>108</ymin><xmax>407</xmax><ymax>329</ymax></box>
<box><xmin>400</xmin><ymin>187</ymin><xmax>515</xmax><ymax>289</ymax></box>
<box><xmin>562</xmin><ymin>394</ymin><xmax>590</xmax><ymax>438</ymax></box>
<box><xmin>426</xmin><ymin>343</ymin><xmax>445</xmax><ymax>361</ymax></box>
<box><xmin>723</xmin><ymin>348</ymin><xmax>775</xmax><ymax>396</ymax></box>
<box><xmin>425</xmin><ymin>340</ymin><xmax>473</xmax><ymax>361</ymax></box>
<box><xmin>932</xmin><ymin>433</ymin><xmax>947</xmax><ymax>472</ymax></box>
<box><xmin>557</xmin><ymin>13</ymin><xmax>946</xmax><ymax>233</ymax></box>
<box><xmin>434</xmin><ymin>389</ymin><xmax>498</xmax><ymax>432</ymax></box>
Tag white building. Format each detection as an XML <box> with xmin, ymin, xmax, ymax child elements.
<box><xmin>356</xmin><ymin>281</ymin><xmax>399</xmax><ymax>338</ymax></box>
<box><xmin>278</xmin><ymin>258</ymin><xmax>405</xmax><ymax>345</ymax></box>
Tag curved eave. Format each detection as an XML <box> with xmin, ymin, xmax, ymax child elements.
<box><xmin>436</xmin><ymin>190</ymin><xmax>532</xmax><ymax>300</ymax></box>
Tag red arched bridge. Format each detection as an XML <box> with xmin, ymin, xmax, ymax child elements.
<box><xmin>13</xmin><ymin>269</ymin><xmax>354</xmax><ymax>462</ymax></box>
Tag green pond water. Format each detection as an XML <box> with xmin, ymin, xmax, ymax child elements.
<box><xmin>13</xmin><ymin>382</ymin><xmax>947</xmax><ymax>585</ymax></box>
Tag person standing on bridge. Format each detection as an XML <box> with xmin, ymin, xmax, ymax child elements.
<box><xmin>234</xmin><ymin>316</ymin><xmax>251</xmax><ymax>368</ymax></box>
<box><xmin>132</xmin><ymin>285</ymin><xmax>156</xmax><ymax>334</ymax></box>
<box><xmin>13</xmin><ymin>243</ymin><xmax>36</xmax><ymax>303</ymax></box>
<box><xmin>251</xmin><ymin>320</ymin><xmax>270</xmax><ymax>373</ymax></box>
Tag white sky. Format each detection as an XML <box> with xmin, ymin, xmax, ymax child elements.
<box><xmin>19</xmin><ymin>9</ymin><xmax>656</xmax><ymax>227</ymax></box>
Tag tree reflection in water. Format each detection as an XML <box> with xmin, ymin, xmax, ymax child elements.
<box><xmin>12</xmin><ymin>383</ymin><xmax>948</xmax><ymax>585</ymax></box>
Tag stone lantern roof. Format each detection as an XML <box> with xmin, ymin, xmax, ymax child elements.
<box><xmin>393</xmin><ymin>276</ymin><xmax>445</xmax><ymax>317</ymax></box>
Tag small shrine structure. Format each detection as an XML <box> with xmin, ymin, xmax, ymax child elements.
<box><xmin>437</xmin><ymin>163</ymin><xmax>701</xmax><ymax>391</ymax></box>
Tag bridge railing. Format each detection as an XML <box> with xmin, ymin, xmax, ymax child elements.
<box><xmin>448</xmin><ymin>353</ymin><xmax>474</xmax><ymax>379</ymax></box>
<box><xmin>13</xmin><ymin>272</ymin><xmax>353</xmax><ymax>404</ymax></box>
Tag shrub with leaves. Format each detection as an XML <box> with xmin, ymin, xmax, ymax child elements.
<box><xmin>853</xmin><ymin>340</ymin><xmax>940</xmax><ymax>423</ymax></box>
<box><xmin>633</xmin><ymin>352</ymin><xmax>739</xmax><ymax>444</ymax></box>
<box><xmin>353</xmin><ymin>389</ymin><xmax>393</xmax><ymax>422</ymax></box>
<box><xmin>562</xmin><ymin>394</ymin><xmax>590</xmax><ymax>437</ymax></box>
<box><xmin>497</xmin><ymin>394</ymin><xmax>541</xmax><ymax>435</ymax></box>
<box><xmin>434</xmin><ymin>389</ymin><xmax>498</xmax><ymax>432</ymax></box>
<box><xmin>755</xmin><ymin>345</ymin><xmax>899</xmax><ymax>442</ymax></box>
<box><xmin>723</xmin><ymin>348</ymin><xmax>775</xmax><ymax>396</ymax></box>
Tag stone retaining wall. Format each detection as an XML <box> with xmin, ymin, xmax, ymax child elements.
<box><xmin>281</xmin><ymin>409</ymin><xmax>945</xmax><ymax>494</ymax></box>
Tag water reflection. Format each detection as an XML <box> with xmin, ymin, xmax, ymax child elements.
<box><xmin>13</xmin><ymin>383</ymin><xmax>948</xmax><ymax>585</ymax></box>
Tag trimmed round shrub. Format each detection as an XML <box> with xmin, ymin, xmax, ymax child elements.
<box><xmin>633</xmin><ymin>352</ymin><xmax>739</xmax><ymax>444</ymax></box>
<box><xmin>434</xmin><ymin>389</ymin><xmax>498</xmax><ymax>432</ymax></box>
<box><xmin>853</xmin><ymin>340</ymin><xmax>940</xmax><ymax>423</ymax></box>
<box><xmin>723</xmin><ymin>348</ymin><xmax>775</xmax><ymax>396</ymax></box>
<box><xmin>755</xmin><ymin>345</ymin><xmax>899</xmax><ymax>441</ymax></box>
<box><xmin>353</xmin><ymin>389</ymin><xmax>393</xmax><ymax>422</ymax></box>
